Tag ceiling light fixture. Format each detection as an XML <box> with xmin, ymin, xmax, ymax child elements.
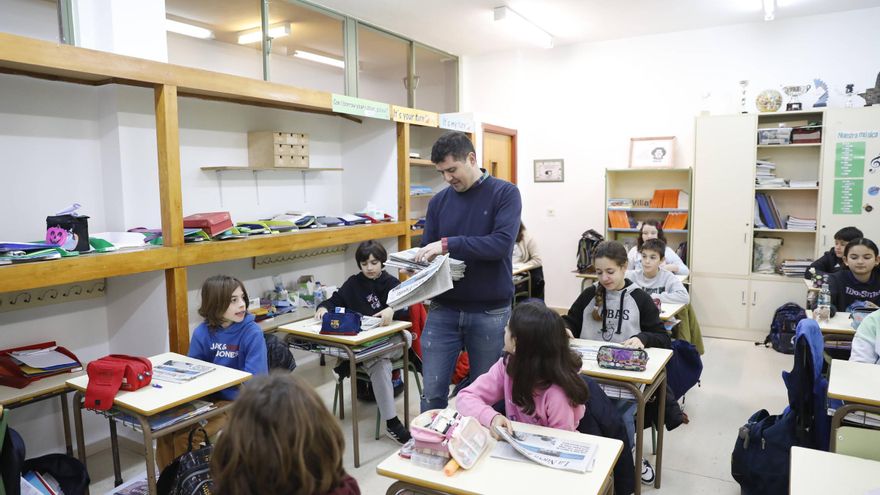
<box><xmin>237</xmin><ymin>23</ymin><xmax>291</xmax><ymax>45</ymax></box>
<box><xmin>293</xmin><ymin>50</ymin><xmax>345</xmax><ymax>69</ymax></box>
<box><xmin>763</xmin><ymin>0</ymin><xmax>776</xmax><ymax>21</ymax></box>
<box><xmin>166</xmin><ymin>19</ymin><xmax>214</xmax><ymax>39</ymax></box>
<box><xmin>493</xmin><ymin>6</ymin><xmax>553</xmax><ymax>49</ymax></box>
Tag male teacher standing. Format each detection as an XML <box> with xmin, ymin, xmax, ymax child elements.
<box><xmin>414</xmin><ymin>131</ymin><xmax>522</xmax><ymax>411</ymax></box>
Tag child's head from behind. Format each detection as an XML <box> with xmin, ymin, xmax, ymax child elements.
<box><xmin>212</xmin><ymin>373</ymin><xmax>346</xmax><ymax>495</ymax></box>
<box><xmin>834</xmin><ymin>227</ymin><xmax>864</xmax><ymax>258</ymax></box>
<box><xmin>355</xmin><ymin>240</ymin><xmax>387</xmax><ymax>280</ymax></box>
<box><xmin>843</xmin><ymin>238</ymin><xmax>879</xmax><ymax>277</ymax></box>
<box><xmin>639</xmin><ymin>238</ymin><xmax>667</xmax><ymax>276</ymax></box>
<box><xmin>505</xmin><ymin>301</ymin><xmax>589</xmax><ymax>414</ymax></box>
<box><xmin>638</xmin><ymin>220</ymin><xmax>667</xmax><ymax>249</ymax></box>
<box><xmin>198</xmin><ymin>275</ymin><xmax>249</xmax><ymax>329</ymax></box>
<box><xmin>594</xmin><ymin>241</ymin><xmax>629</xmax><ymax>291</ymax></box>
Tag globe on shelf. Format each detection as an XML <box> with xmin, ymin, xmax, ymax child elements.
<box><xmin>756</xmin><ymin>89</ymin><xmax>783</xmax><ymax>113</ymax></box>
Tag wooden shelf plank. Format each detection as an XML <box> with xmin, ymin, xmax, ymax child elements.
<box><xmin>411</xmin><ymin>193</ymin><xmax>436</xmax><ymax>198</ymax></box>
<box><xmin>178</xmin><ymin>222</ymin><xmax>407</xmax><ymax>266</ymax></box>
<box><xmin>200</xmin><ymin>166</ymin><xmax>344</xmax><ymax>172</ymax></box>
<box><xmin>0</xmin><ymin>32</ymin><xmax>333</xmax><ymax>114</ymax></box>
<box><xmin>756</xmin><ymin>143</ymin><xmax>821</xmax><ymax>148</ymax></box>
<box><xmin>409</xmin><ymin>158</ymin><xmax>434</xmax><ymax>166</ymax></box>
<box><xmin>610</xmin><ymin>228</ymin><xmax>689</xmax><ymax>233</ymax></box>
<box><xmin>607</xmin><ymin>208</ymin><xmax>689</xmax><ymax>212</ymax></box>
<box><xmin>754</xmin><ymin>228</ymin><xmax>816</xmax><ymax>233</ymax></box>
<box><xmin>410</xmin><ymin>228</ymin><xmax>424</xmax><ymax>236</ymax></box>
<box><xmin>755</xmin><ymin>187</ymin><xmax>819</xmax><ymax>191</ymax></box>
<box><xmin>0</xmin><ymin>247</ymin><xmax>177</xmax><ymax>293</ymax></box>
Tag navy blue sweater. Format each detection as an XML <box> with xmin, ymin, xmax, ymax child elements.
<box><xmin>422</xmin><ymin>174</ymin><xmax>522</xmax><ymax>311</ymax></box>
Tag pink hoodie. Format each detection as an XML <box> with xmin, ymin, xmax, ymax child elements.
<box><xmin>456</xmin><ymin>358</ymin><xmax>586</xmax><ymax>431</ymax></box>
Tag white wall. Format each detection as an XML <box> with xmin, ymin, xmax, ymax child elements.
<box><xmin>461</xmin><ymin>6</ymin><xmax>880</xmax><ymax>309</ymax></box>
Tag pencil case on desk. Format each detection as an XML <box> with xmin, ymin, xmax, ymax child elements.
<box><xmin>597</xmin><ymin>345</ymin><xmax>648</xmax><ymax>372</ymax></box>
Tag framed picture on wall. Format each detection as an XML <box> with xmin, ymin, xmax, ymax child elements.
<box><xmin>629</xmin><ymin>136</ymin><xmax>676</xmax><ymax>168</ymax></box>
<box><xmin>534</xmin><ymin>159</ymin><xmax>564</xmax><ymax>183</ymax></box>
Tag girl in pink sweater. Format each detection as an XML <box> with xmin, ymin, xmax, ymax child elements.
<box><xmin>456</xmin><ymin>301</ymin><xmax>590</xmax><ymax>436</ymax></box>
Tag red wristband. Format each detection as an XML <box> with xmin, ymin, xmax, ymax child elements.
<box><xmin>441</xmin><ymin>237</ymin><xmax>449</xmax><ymax>254</ymax></box>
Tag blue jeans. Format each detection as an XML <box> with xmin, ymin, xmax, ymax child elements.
<box><xmin>612</xmin><ymin>397</ymin><xmax>638</xmax><ymax>454</ymax></box>
<box><xmin>420</xmin><ymin>303</ymin><xmax>510</xmax><ymax>411</ymax></box>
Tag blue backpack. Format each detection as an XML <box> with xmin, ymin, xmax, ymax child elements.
<box><xmin>666</xmin><ymin>339</ymin><xmax>703</xmax><ymax>400</ymax></box>
<box><xmin>762</xmin><ymin>302</ymin><xmax>806</xmax><ymax>354</ymax></box>
<box><xmin>732</xmin><ymin>319</ymin><xmax>829</xmax><ymax>494</ymax></box>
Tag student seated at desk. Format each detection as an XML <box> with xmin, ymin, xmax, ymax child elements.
<box><xmin>513</xmin><ymin>221</ymin><xmax>544</xmax><ymax>299</ymax></box>
<box><xmin>157</xmin><ymin>275</ymin><xmax>269</xmax><ymax>469</ymax></box>
<box><xmin>826</xmin><ymin>238</ymin><xmax>880</xmax><ymax>316</ymax></box>
<box><xmin>805</xmin><ymin>226</ymin><xmax>863</xmax><ymax>279</ymax></box>
<box><xmin>314</xmin><ymin>240</ymin><xmax>412</xmax><ymax>444</ymax></box>
<box><xmin>562</xmin><ymin>240</ymin><xmax>670</xmax><ymax>486</ymax></box>
<box><xmin>625</xmin><ymin>239</ymin><xmax>690</xmax><ymax>305</ymax></box>
<box><xmin>851</xmin><ymin>309</ymin><xmax>880</xmax><ymax>364</ymax></box>
<box><xmin>456</xmin><ymin>301</ymin><xmax>588</xmax><ymax>435</ymax></box>
<box><xmin>212</xmin><ymin>373</ymin><xmax>360</xmax><ymax>495</ymax></box>
<box><xmin>626</xmin><ymin>220</ymin><xmax>688</xmax><ymax>275</ymax></box>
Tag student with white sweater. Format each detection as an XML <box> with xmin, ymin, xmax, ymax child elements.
<box><xmin>850</xmin><ymin>307</ymin><xmax>880</xmax><ymax>364</ymax></box>
<box><xmin>626</xmin><ymin>238</ymin><xmax>690</xmax><ymax>305</ymax></box>
<box><xmin>626</xmin><ymin>219</ymin><xmax>689</xmax><ymax>275</ymax></box>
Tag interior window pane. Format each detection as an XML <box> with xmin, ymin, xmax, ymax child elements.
<box><xmin>0</xmin><ymin>0</ymin><xmax>60</xmax><ymax>42</ymax></box>
<box><xmin>357</xmin><ymin>25</ymin><xmax>408</xmax><ymax>106</ymax></box>
<box><xmin>413</xmin><ymin>44</ymin><xmax>458</xmax><ymax>113</ymax></box>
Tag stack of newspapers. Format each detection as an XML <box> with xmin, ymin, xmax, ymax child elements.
<box><xmin>387</xmin><ymin>254</ymin><xmax>457</xmax><ymax>310</ymax></box>
<box><xmin>385</xmin><ymin>248</ymin><xmax>466</xmax><ymax>280</ymax></box>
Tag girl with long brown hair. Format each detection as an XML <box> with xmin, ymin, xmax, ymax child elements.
<box><xmin>212</xmin><ymin>373</ymin><xmax>360</xmax><ymax>495</ymax></box>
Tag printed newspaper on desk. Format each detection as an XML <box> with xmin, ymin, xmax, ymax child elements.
<box><xmin>492</xmin><ymin>425</ymin><xmax>598</xmax><ymax>473</ymax></box>
<box><xmin>387</xmin><ymin>254</ymin><xmax>453</xmax><ymax>310</ymax></box>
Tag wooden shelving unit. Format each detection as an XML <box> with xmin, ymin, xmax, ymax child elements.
<box><xmin>200</xmin><ymin>166</ymin><xmax>344</xmax><ymax>172</ymax></box>
<box><xmin>0</xmin><ymin>32</ymin><xmax>412</xmax><ymax>352</ymax></box>
<box><xmin>409</xmin><ymin>158</ymin><xmax>434</xmax><ymax>166</ymax></box>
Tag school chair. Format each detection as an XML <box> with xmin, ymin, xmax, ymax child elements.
<box><xmin>332</xmin><ymin>356</ymin><xmax>423</xmax><ymax>439</ymax></box>
<box><xmin>835</xmin><ymin>426</ymin><xmax>880</xmax><ymax>462</ymax></box>
<box><xmin>513</xmin><ymin>270</ymin><xmax>532</xmax><ymax>304</ymax></box>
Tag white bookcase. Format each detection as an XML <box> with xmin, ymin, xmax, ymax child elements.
<box><xmin>692</xmin><ymin>106</ymin><xmax>880</xmax><ymax>341</ymax></box>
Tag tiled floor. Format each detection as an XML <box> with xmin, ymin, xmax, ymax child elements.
<box><xmin>89</xmin><ymin>337</ymin><xmax>794</xmax><ymax>494</ymax></box>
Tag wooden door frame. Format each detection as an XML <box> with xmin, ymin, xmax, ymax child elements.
<box><xmin>481</xmin><ymin>123</ymin><xmax>517</xmax><ymax>184</ymax></box>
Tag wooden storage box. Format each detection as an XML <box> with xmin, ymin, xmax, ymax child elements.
<box><xmin>248</xmin><ymin>131</ymin><xmax>310</xmax><ymax>168</ymax></box>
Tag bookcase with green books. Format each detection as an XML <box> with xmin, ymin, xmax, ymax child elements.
<box><xmin>604</xmin><ymin>168</ymin><xmax>693</xmax><ymax>260</ymax></box>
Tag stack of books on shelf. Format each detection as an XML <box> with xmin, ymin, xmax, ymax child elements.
<box><xmin>756</xmin><ymin>160</ymin><xmax>786</xmax><ymax>187</ymax></box>
<box><xmin>786</xmin><ymin>216</ymin><xmax>816</xmax><ymax>231</ymax></box>
<box><xmin>608</xmin><ymin>210</ymin><xmax>633</xmax><ymax>229</ymax></box>
<box><xmin>649</xmin><ymin>189</ymin><xmax>689</xmax><ymax>209</ymax></box>
<box><xmin>755</xmin><ymin>193</ymin><xmax>785</xmax><ymax>229</ymax></box>
<box><xmin>791</xmin><ymin>124</ymin><xmax>822</xmax><ymax>144</ymax></box>
<box><xmin>782</xmin><ymin>259</ymin><xmax>812</xmax><ymax>277</ymax></box>
<box><xmin>662</xmin><ymin>212</ymin><xmax>689</xmax><ymax>230</ymax></box>
<box><xmin>105</xmin><ymin>399</ymin><xmax>216</xmax><ymax>432</ymax></box>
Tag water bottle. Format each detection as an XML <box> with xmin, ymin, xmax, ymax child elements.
<box><xmin>313</xmin><ymin>281</ymin><xmax>324</xmax><ymax>308</ymax></box>
<box><xmin>817</xmin><ymin>282</ymin><xmax>831</xmax><ymax>321</ymax></box>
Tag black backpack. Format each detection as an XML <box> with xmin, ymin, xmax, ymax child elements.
<box><xmin>264</xmin><ymin>333</ymin><xmax>296</xmax><ymax>372</ymax></box>
<box><xmin>576</xmin><ymin>229</ymin><xmax>604</xmax><ymax>273</ymax></box>
<box><xmin>761</xmin><ymin>302</ymin><xmax>806</xmax><ymax>354</ymax></box>
<box><xmin>157</xmin><ymin>428</ymin><xmax>214</xmax><ymax>495</ymax></box>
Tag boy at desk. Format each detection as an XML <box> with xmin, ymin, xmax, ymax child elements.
<box><xmin>625</xmin><ymin>238</ymin><xmax>690</xmax><ymax>305</ymax></box>
<box><xmin>315</xmin><ymin>240</ymin><xmax>412</xmax><ymax>444</ymax></box>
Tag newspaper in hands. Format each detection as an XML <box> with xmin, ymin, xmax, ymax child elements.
<box><xmin>491</xmin><ymin>425</ymin><xmax>598</xmax><ymax>473</ymax></box>
<box><xmin>386</xmin><ymin>248</ymin><xmax>465</xmax><ymax>281</ymax></box>
<box><xmin>386</xmin><ymin>254</ymin><xmax>454</xmax><ymax>310</ymax></box>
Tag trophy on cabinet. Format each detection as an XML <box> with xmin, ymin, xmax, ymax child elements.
<box><xmin>782</xmin><ymin>84</ymin><xmax>811</xmax><ymax>111</ymax></box>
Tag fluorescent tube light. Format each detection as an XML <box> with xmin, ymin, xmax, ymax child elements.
<box><xmin>493</xmin><ymin>6</ymin><xmax>553</xmax><ymax>49</ymax></box>
<box><xmin>166</xmin><ymin>19</ymin><xmax>214</xmax><ymax>39</ymax></box>
<box><xmin>293</xmin><ymin>50</ymin><xmax>345</xmax><ymax>69</ymax></box>
<box><xmin>237</xmin><ymin>23</ymin><xmax>291</xmax><ymax>45</ymax></box>
<box><xmin>763</xmin><ymin>0</ymin><xmax>776</xmax><ymax>21</ymax></box>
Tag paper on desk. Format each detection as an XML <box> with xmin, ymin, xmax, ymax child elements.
<box><xmin>10</xmin><ymin>348</ymin><xmax>78</xmax><ymax>369</ymax></box>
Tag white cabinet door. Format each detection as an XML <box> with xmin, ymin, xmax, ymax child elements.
<box><xmin>693</xmin><ymin>114</ymin><xmax>757</xmax><ymax>276</ymax></box>
<box><xmin>747</xmin><ymin>279</ymin><xmax>808</xmax><ymax>331</ymax></box>
<box><xmin>819</xmin><ymin>107</ymin><xmax>880</xmax><ymax>254</ymax></box>
<box><xmin>690</xmin><ymin>275</ymin><xmax>749</xmax><ymax>331</ymax></box>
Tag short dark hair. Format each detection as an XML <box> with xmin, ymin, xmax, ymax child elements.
<box><xmin>835</xmin><ymin>226</ymin><xmax>864</xmax><ymax>242</ymax></box>
<box><xmin>431</xmin><ymin>131</ymin><xmax>475</xmax><ymax>164</ymax></box>
<box><xmin>639</xmin><ymin>238</ymin><xmax>667</xmax><ymax>258</ymax></box>
<box><xmin>198</xmin><ymin>275</ymin><xmax>249</xmax><ymax>329</ymax></box>
<box><xmin>355</xmin><ymin>240</ymin><xmax>387</xmax><ymax>267</ymax></box>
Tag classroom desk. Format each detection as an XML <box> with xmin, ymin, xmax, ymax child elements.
<box><xmin>68</xmin><ymin>352</ymin><xmax>251</xmax><ymax>495</ymax></box>
<box><xmin>257</xmin><ymin>307</ymin><xmax>314</xmax><ymax>332</ymax></box>
<box><xmin>572</xmin><ymin>339</ymin><xmax>673</xmax><ymax>495</ymax></box>
<box><xmin>0</xmin><ymin>371</ymin><xmax>84</xmax><ymax>456</ymax></box>
<box><xmin>512</xmin><ymin>264</ymin><xmax>533</xmax><ymax>300</ymax></box>
<box><xmin>376</xmin><ymin>421</ymin><xmax>623</xmax><ymax>495</ymax></box>
<box><xmin>827</xmin><ymin>359</ymin><xmax>880</xmax><ymax>452</ymax></box>
<box><xmin>574</xmin><ymin>271</ymin><xmax>689</xmax><ymax>292</ymax></box>
<box><xmin>277</xmin><ymin>318</ymin><xmax>412</xmax><ymax>468</ymax></box>
<box><xmin>803</xmin><ymin>278</ymin><xmax>821</xmax><ymax>293</ymax></box>
<box><xmin>805</xmin><ymin>310</ymin><xmax>854</xmax><ymax>336</ymax></box>
<box><xmin>659</xmin><ymin>303</ymin><xmax>685</xmax><ymax>321</ymax></box>
<box><xmin>790</xmin><ymin>446</ymin><xmax>880</xmax><ymax>494</ymax></box>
